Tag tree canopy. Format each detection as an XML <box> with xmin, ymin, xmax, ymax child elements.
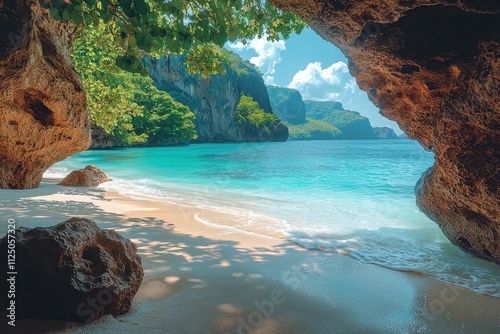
<box><xmin>235</xmin><ymin>95</ymin><xmax>276</xmax><ymax>130</ymax></box>
<box><xmin>40</xmin><ymin>0</ymin><xmax>306</xmax><ymax>76</ymax></box>
<box><xmin>285</xmin><ymin>118</ymin><xmax>341</xmax><ymax>140</ymax></box>
<box><xmin>304</xmin><ymin>101</ymin><xmax>377</xmax><ymax>139</ymax></box>
<box><xmin>48</xmin><ymin>0</ymin><xmax>305</xmax><ymax>145</ymax></box>
<box><xmin>72</xmin><ymin>23</ymin><xmax>197</xmax><ymax>146</ymax></box>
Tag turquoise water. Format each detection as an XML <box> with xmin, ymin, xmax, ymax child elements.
<box><xmin>46</xmin><ymin>140</ymin><xmax>500</xmax><ymax>297</ymax></box>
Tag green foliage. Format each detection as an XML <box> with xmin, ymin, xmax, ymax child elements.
<box><xmin>304</xmin><ymin>101</ymin><xmax>376</xmax><ymax>139</ymax></box>
<box><xmin>221</xmin><ymin>49</ymin><xmax>255</xmax><ymax>76</ymax></box>
<box><xmin>185</xmin><ymin>46</ymin><xmax>259</xmax><ymax>78</ymax></box>
<box><xmin>130</xmin><ymin>76</ymin><xmax>197</xmax><ymax>145</ymax></box>
<box><xmin>286</xmin><ymin>118</ymin><xmax>341</xmax><ymax>140</ymax></box>
<box><xmin>72</xmin><ymin>24</ymin><xmax>196</xmax><ymax>146</ymax></box>
<box><xmin>305</xmin><ymin>100</ymin><xmax>367</xmax><ymax>126</ymax></box>
<box><xmin>40</xmin><ymin>0</ymin><xmax>306</xmax><ymax>75</ymax></box>
<box><xmin>267</xmin><ymin>86</ymin><xmax>300</xmax><ymax>106</ymax></box>
<box><xmin>304</xmin><ymin>100</ymin><xmax>346</xmax><ymax>120</ymax></box>
<box><xmin>72</xmin><ymin>23</ymin><xmax>147</xmax><ymax>145</ymax></box>
<box><xmin>185</xmin><ymin>43</ymin><xmax>229</xmax><ymax>78</ymax></box>
<box><xmin>235</xmin><ymin>95</ymin><xmax>276</xmax><ymax>129</ymax></box>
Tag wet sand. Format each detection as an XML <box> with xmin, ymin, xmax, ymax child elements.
<box><xmin>0</xmin><ymin>179</ymin><xmax>498</xmax><ymax>333</ymax></box>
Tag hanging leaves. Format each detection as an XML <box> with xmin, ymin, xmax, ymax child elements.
<box><xmin>39</xmin><ymin>0</ymin><xmax>306</xmax><ymax>75</ymax></box>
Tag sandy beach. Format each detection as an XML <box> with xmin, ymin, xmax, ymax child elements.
<box><xmin>1</xmin><ymin>178</ymin><xmax>499</xmax><ymax>334</ymax></box>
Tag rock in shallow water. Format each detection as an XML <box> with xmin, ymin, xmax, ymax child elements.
<box><xmin>0</xmin><ymin>218</ymin><xmax>143</xmax><ymax>322</ymax></box>
<box><xmin>60</xmin><ymin>165</ymin><xmax>112</xmax><ymax>187</ymax></box>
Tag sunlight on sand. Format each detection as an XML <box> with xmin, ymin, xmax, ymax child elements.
<box><xmin>164</xmin><ymin>276</ymin><xmax>181</xmax><ymax>284</ymax></box>
<box><xmin>1</xmin><ymin>183</ymin><xmax>499</xmax><ymax>333</ymax></box>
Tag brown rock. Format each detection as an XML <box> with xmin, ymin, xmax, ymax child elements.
<box><xmin>0</xmin><ymin>218</ymin><xmax>143</xmax><ymax>322</ymax></box>
<box><xmin>270</xmin><ymin>0</ymin><xmax>500</xmax><ymax>262</ymax></box>
<box><xmin>0</xmin><ymin>0</ymin><xmax>90</xmax><ymax>189</ymax></box>
<box><xmin>60</xmin><ymin>165</ymin><xmax>112</xmax><ymax>187</ymax></box>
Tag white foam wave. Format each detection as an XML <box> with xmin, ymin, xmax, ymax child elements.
<box><xmin>99</xmin><ymin>178</ymin><xmax>182</xmax><ymax>203</ymax></box>
<box><xmin>44</xmin><ymin>161</ymin><xmax>499</xmax><ymax>299</ymax></box>
<box><xmin>43</xmin><ymin>166</ymin><xmax>71</xmax><ymax>179</ymax></box>
<box><xmin>289</xmin><ymin>231</ymin><xmax>500</xmax><ymax>298</ymax></box>
<box><xmin>194</xmin><ymin>214</ymin><xmax>280</xmax><ymax>240</ymax></box>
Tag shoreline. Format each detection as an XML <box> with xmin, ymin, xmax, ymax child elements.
<box><xmin>0</xmin><ymin>179</ymin><xmax>499</xmax><ymax>333</ymax></box>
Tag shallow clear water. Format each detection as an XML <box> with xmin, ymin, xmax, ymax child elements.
<box><xmin>46</xmin><ymin>140</ymin><xmax>500</xmax><ymax>297</ymax></box>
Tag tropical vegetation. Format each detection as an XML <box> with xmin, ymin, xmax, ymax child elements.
<box><xmin>41</xmin><ymin>0</ymin><xmax>306</xmax><ymax>76</ymax></box>
<box><xmin>49</xmin><ymin>0</ymin><xmax>305</xmax><ymax>145</ymax></box>
<box><xmin>286</xmin><ymin>119</ymin><xmax>341</xmax><ymax>140</ymax></box>
<box><xmin>72</xmin><ymin>23</ymin><xmax>197</xmax><ymax>146</ymax></box>
<box><xmin>235</xmin><ymin>95</ymin><xmax>277</xmax><ymax>131</ymax></box>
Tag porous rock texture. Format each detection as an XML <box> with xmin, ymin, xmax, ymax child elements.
<box><xmin>60</xmin><ymin>164</ymin><xmax>112</xmax><ymax>187</ymax></box>
<box><xmin>0</xmin><ymin>218</ymin><xmax>143</xmax><ymax>322</ymax></box>
<box><xmin>0</xmin><ymin>0</ymin><xmax>90</xmax><ymax>189</ymax></box>
<box><xmin>270</xmin><ymin>0</ymin><xmax>500</xmax><ymax>262</ymax></box>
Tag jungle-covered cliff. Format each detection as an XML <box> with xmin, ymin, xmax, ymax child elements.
<box><xmin>267</xmin><ymin>86</ymin><xmax>306</xmax><ymax>124</ymax></box>
<box><xmin>305</xmin><ymin>101</ymin><xmax>377</xmax><ymax>140</ymax></box>
<box><xmin>267</xmin><ymin>86</ymin><xmax>378</xmax><ymax>140</ymax></box>
<box><xmin>144</xmin><ymin>52</ymin><xmax>287</xmax><ymax>143</ymax></box>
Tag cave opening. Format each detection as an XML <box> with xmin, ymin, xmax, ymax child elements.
<box><xmin>0</xmin><ymin>0</ymin><xmax>29</xmax><ymax>61</ymax></box>
<box><xmin>381</xmin><ymin>5</ymin><xmax>499</xmax><ymax>68</ymax></box>
<box><xmin>22</xmin><ymin>90</ymin><xmax>55</xmax><ymax>127</ymax></box>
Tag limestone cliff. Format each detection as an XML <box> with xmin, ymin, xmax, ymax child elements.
<box><xmin>270</xmin><ymin>0</ymin><xmax>500</xmax><ymax>262</ymax></box>
<box><xmin>0</xmin><ymin>0</ymin><xmax>90</xmax><ymax>189</ymax></box>
<box><xmin>305</xmin><ymin>101</ymin><xmax>377</xmax><ymax>139</ymax></box>
<box><xmin>144</xmin><ymin>55</ymin><xmax>287</xmax><ymax>142</ymax></box>
<box><xmin>267</xmin><ymin>86</ymin><xmax>306</xmax><ymax>124</ymax></box>
<box><xmin>374</xmin><ymin>127</ymin><xmax>399</xmax><ymax>139</ymax></box>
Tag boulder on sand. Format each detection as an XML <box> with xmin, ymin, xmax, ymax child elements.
<box><xmin>60</xmin><ymin>165</ymin><xmax>112</xmax><ymax>187</ymax></box>
<box><xmin>0</xmin><ymin>218</ymin><xmax>143</xmax><ymax>322</ymax></box>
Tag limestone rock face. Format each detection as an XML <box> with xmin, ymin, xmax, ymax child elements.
<box><xmin>0</xmin><ymin>218</ymin><xmax>143</xmax><ymax>322</ymax></box>
<box><xmin>0</xmin><ymin>0</ymin><xmax>91</xmax><ymax>189</ymax></box>
<box><xmin>267</xmin><ymin>86</ymin><xmax>306</xmax><ymax>124</ymax></box>
<box><xmin>60</xmin><ymin>165</ymin><xmax>112</xmax><ymax>187</ymax></box>
<box><xmin>304</xmin><ymin>100</ymin><xmax>377</xmax><ymax>139</ymax></box>
<box><xmin>374</xmin><ymin>127</ymin><xmax>399</xmax><ymax>139</ymax></box>
<box><xmin>270</xmin><ymin>0</ymin><xmax>500</xmax><ymax>262</ymax></box>
<box><xmin>144</xmin><ymin>54</ymin><xmax>287</xmax><ymax>142</ymax></box>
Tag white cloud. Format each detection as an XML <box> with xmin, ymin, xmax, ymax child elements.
<box><xmin>288</xmin><ymin>61</ymin><xmax>358</xmax><ymax>101</ymax></box>
<box><xmin>325</xmin><ymin>92</ymin><xmax>341</xmax><ymax>100</ymax></box>
<box><xmin>344</xmin><ymin>78</ymin><xmax>357</xmax><ymax>94</ymax></box>
<box><xmin>228</xmin><ymin>36</ymin><xmax>285</xmax><ymax>85</ymax></box>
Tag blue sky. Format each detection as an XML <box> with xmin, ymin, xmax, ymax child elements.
<box><xmin>227</xmin><ymin>28</ymin><xmax>401</xmax><ymax>133</ymax></box>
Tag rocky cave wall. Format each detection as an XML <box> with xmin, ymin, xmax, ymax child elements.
<box><xmin>270</xmin><ymin>0</ymin><xmax>500</xmax><ymax>262</ymax></box>
<box><xmin>0</xmin><ymin>0</ymin><xmax>90</xmax><ymax>189</ymax></box>
<box><xmin>0</xmin><ymin>0</ymin><xmax>498</xmax><ymax>264</ymax></box>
